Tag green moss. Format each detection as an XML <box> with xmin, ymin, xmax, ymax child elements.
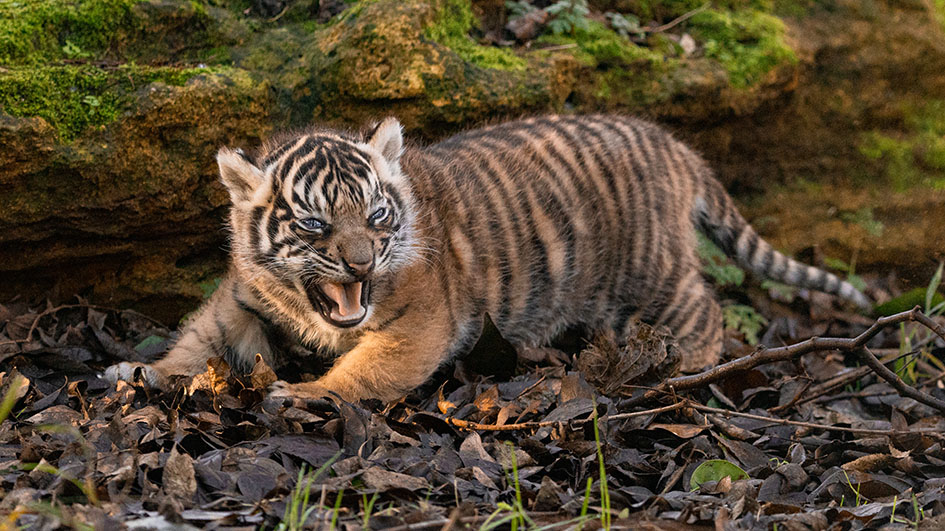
<box><xmin>538</xmin><ymin>20</ymin><xmax>660</xmax><ymax>67</ymax></box>
<box><xmin>534</xmin><ymin>19</ymin><xmax>670</xmax><ymax>108</ymax></box>
<box><xmin>858</xmin><ymin>100</ymin><xmax>945</xmax><ymax>191</ymax></box>
<box><xmin>0</xmin><ymin>0</ymin><xmax>248</xmax><ymax>66</ymax></box>
<box><xmin>424</xmin><ymin>0</ymin><xmax>527</xmax><ymax>71</ymax></box>
<box><xmin>588</xmin><ymin>62</ymin><xmax>676</xmax><ymax>107</ymax></box>
<box><xmin>688</xmin><ymin>8</ymin><xmax>796</xmax><ymax>88</ymax></box>
<box><xmin>623</xmin><ymin>0</ymin><xmax>774</xmax><ymax>22</ymax></box>
<box><xmin>934</xmin><ymin>0</ymin><xmax>945</xmax><ymax>34</ymax></box>
<box><xmin>905</xmin><ymin>99</ymin><xmax>945</xmax><ymax>136</ymax></box>
<box><xmin>920</xmin><ymin>133</ymin><xmax>945</xmax><ymax>171</ymax></box>
<box><xmin>0</xmin><ymin>65</ymin><xmax>221</xmax><ymax>141</ymax></box>
<box><xmin>0</xmin><ymin>0</ymin><xmax>143</xmax><ymax>65</ymax></box>
<box><xmin>771</xmin><ymin>0</ymin><xmax>818</xmax><ymax>18</ymax></box>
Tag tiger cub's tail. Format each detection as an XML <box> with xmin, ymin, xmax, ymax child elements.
<box><xmin>693</xmin><ymin>176</ymin><xmax>872</xmax><ymax>311</ymax></box>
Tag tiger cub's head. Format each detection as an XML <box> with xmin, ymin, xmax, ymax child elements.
<box><xmin>216</xmin><ymin>118</ymin><xmax>418</xmax><ymax>329</ymax></box>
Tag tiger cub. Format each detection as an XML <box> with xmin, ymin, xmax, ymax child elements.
<box><xmin>106</xmin><ymin>115</ymin><xmax>870</xmax><ymax>401</ymax></box>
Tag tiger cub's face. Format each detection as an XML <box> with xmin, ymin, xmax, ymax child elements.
<box><xmin>216</xmin><ymin>118</ymin><xmax>418</xmax><ymax>329</ymax></box>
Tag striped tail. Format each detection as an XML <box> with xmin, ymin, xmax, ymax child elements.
<box><xmin>694</xmin><ymin>177</ymin><xmax>872</xmax><ymax>311</ymax></box>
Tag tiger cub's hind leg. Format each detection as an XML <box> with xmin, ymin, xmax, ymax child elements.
<box><xmin>668</xmin><ymin>281</ymin><xmax>723</xmax><ymax>372</ymax></box>
<box><xmin>639</xmin><ymin>277</ymin><xmax>723</xmax><ymax>373</ymax></box>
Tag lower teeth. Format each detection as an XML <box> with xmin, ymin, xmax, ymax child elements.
<box><xmin>330</xmin><ymin>307</ymin><xmax>366</xmax><ymax>322</ymax></box>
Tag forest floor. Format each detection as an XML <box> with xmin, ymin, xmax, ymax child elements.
<box><xmin>1</xmin><ymin>272</ymin><xmax>945</xmax><ymax>530</ymax></box>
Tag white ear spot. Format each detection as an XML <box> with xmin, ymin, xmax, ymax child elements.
<box><xmin>368</xmin><ymin>117</ymin><xmax>403</xmax><ymax>164</ymax></box>
<box><xmin>217</xmin><ymin>147</ymin><xmax>264</xmax><ymax>206</ymax></box>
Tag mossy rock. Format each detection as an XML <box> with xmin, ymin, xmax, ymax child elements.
<box><xmin>292</xmin><ymin>0</ymin><xmax>570</xmax><ymax>130</ymax></box>
<box><xmin>2</xmin><ymin>0</ymin><xmax>943</xmax><ymax>315</ymax></box>
<box><xmin>0</xmin><ymin>68</ymin><xmax>271</xmax><ymax>319</ymax></box>
<box><xmin>0</xmin><ymin>64</ymin><xmax>245</xmax><ymax>141</ymax></box>
<box><xmin>0</xmin><ymin>0</ymin><xmax>249</xmax><ymax>66</ymax></box>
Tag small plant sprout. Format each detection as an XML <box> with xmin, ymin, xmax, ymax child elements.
<box><xmin>697</xmin><ymin>233</ymin><xmax>745</xmax><ymax>287</ymax></box>
<box><xmin>606</xmin><ymin>12</ymin><xmax>644</xmax><ymax>39</ymax></box>
<box><xmin>722</xmin><ymin>304</ymin><xmax>768</xmax><ymax>346</ymax></box>
<box><xmin>545</xmin><ymin>0</ymin><xmax>591</xmax><ymax>35</ymax></box>
<box><xmin>593</xmin><ymin>409</ymin><xmax>611</xmax><ymax>530</ymax></box>
<box><xmin>578</xmin><ymin>477</ymin><xmax>593</xmax><ymax>530</ymax></box>
<box><xmin>277</xmin><ymin>453</ymin><xmax>340</xmax><ymax>531</ymax></box>
<box><xmin>482</xmin><ymin>442</ymin><xmax>533</xmax><ymax>531</ymax></box>
<box><xmin>841</xmin><ymin>470</ymin><xmax>866</xmax><ymax>507</ymax></box>
<box><xmin>890</xmin><ymin>492</ymin><xmax>925</xmax><ymax>528</ymax></box>
<box><xmin>361</xmin><ymin>492</ymin><xmax>379</xmax><ymax>527</ymax></box>
<box><xmin>896</xmin><ymin>262</ymin><xmax>944</xmax><ymax>384</ymax></box>
<box><xmin>329</xmin><ymin>487</ymin><xmax>344</xmax><ymax>530</ymax></box>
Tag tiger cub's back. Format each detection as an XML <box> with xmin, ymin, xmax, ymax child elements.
<box><xmin>402</xmin><ymin>115</ymin><xmax>715</xmax><ymax>357</ymax></box>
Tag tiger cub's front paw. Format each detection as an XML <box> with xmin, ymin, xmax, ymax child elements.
<box><xmin>104</xmin><ymin>362</ymin><xmax>166</xmax><ymax>389</ymax></box>
<box><xmin>268</xmin><ymin>380</ymin><xmax>334</xmax><ymax>402</ymax></box>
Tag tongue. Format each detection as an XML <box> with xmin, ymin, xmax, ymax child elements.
<box><xmin>321</xmin><ymin>282</ymin><xmax>365</xmax><ymax>322</ymax></box>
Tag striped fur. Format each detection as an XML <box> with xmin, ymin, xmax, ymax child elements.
<box><xmin>106</xmin><ymin>115</ymin><xmax>870</xmax><ymax>401</ymax></box>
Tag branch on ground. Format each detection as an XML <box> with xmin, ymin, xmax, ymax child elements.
<box><xmin>625</xmin><ymin>306</ymin><xmax>945</xmax><ymax>409</ymax></box>
<box><xmin>443</xmin><ymin>306</ymin><xmax>945</xmax><ymax>432</ymax></box>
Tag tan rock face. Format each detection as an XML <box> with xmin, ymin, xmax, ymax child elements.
<box><xmin>1</xmin><ymin>0</ymin><xmax>942</xmax><ymax>320</ymax></box>
<box><xmin>0</xmin><ymin>72</ymin><xmax>272</xmax><ymax>321</ymax></box>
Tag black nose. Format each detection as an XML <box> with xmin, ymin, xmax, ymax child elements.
<box><xmin>343</xmin><ymin>258</ymin><xmax>374</xmax><ymax>278</ymax></box>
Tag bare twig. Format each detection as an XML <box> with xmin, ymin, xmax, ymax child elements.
<box><xmin>793</xmin><ymin>348</ymin><xmax>922</xmax><ymax>408</ymax></box>
<box><xmin>646</xmin><ymin>3</ymin><xmax>709</xmax><ymax>33</ymax></box>
<box><xmin>767</xmin><ymin>378</ymin><xmax>811</xmax><ymax>414</ymax></box>
<box><xmin>853</xmin><ymin>347</ymin><xmax>945</xmax><ymax>412</ymax></box>
<box><xmin>690</xmin><ymin>403</ymin><xmax>945</xmax><ymax>440</ymax></box>
<box><xmin>267</xmin><ymin>4</ymin><xmax>290</xmax><ymax>22</ymax></box>
<box><xmin>534</xmin><ymin>43</ymin><xmax>578</xmax><ymax>53</ymax></box>
<box><xmin>704</xmin><ymin>413</ymin><xmax>759</xmax><ymax>440</ymax></box>
<box><xmin>799</xmin><ymin>366</ymin><xmax>873</xmax><ymax>406</ymax></box>
<box><xmin>444</xmin><ymin>401</ymin><xmax>686</xmax><ymax>431</ymax></box>
<box><xmin>624</xmin><ymin>306</ymin><xmax>945</xmax><ymax>407</ymax></box>
<box><xmin>445</xmin><ymin>395</ymin><xmax>945</xmax><ymax>442</ymax></box>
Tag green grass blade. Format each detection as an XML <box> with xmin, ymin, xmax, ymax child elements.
<box><xmin>329</xmin><ymin>487</ymin><xmax>344</xmax><ymax>530</ymax></box>
<box><xmin>926</xmin><ymin>262</ymin><xmax>943</xmax><ymax>312</ymax></box>
<box><xmin>0</xmin><ymin>375</ymin><xmax>27</xmax><ymax>424</ymax></box>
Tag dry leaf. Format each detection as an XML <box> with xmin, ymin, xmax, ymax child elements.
<box><xmin>361</xmin><ymin>467</ymin><xmax>429</xmax><ymax>491</ymax></box>
<box><xmin>841</xmin><ymin>453</ymin><xmax>897</xmax><ymax>472</ymax></box>
<box><xmin>650</xmin><ymin>423</ymin><xmax>708</xmax><ymax>439</ymax></box>
<box><xmin>250</xmin><ymin>353</ymin><xmax>278</xmax><ymax>389</ymax></box>
<box><xmin>164</xmin><ymin>447</ymin><xmax>197</xmax><ymax>504</ymax></box>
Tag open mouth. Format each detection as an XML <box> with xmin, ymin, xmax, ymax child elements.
<box><xmin>305</xmin><ymin>280</ymin><xmax>371</xmax><ymax>328</ymax></box>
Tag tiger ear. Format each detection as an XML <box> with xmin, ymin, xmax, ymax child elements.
<box><xmin>217</xmin><ymin>147</ymin><xmax>264</xmax><ymax>206</ymax></box>
<box><xmin>367</xmin><ymin>117</ymin><xmax>403</xmax><ymax>164</ymax></box>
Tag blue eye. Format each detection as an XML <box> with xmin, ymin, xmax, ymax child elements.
<box><xmin>369</xmin><ymin>207</ymin><xmax>389</xmax><ymax>224</ymax></box>
<box><xmin>298</xmin><ymin>218</ymin><xmax>327</xmax><ymax>231</ymax></box>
